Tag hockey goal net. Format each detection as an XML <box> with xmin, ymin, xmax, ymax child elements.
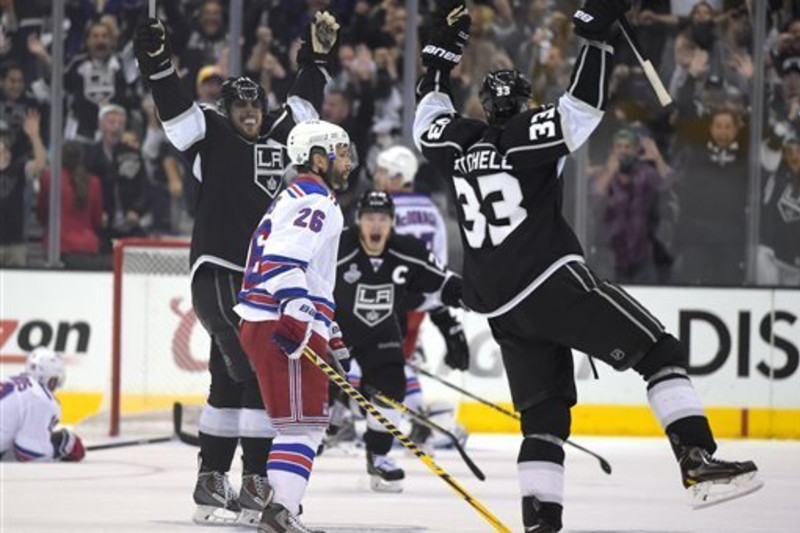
<box><xmin>100</xmin><ymin>238</ymin><xmax>210</xmax><ymax>437</ymax></box>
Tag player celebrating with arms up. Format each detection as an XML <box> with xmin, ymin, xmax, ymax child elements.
<box><xmin>236</xmin><ymin>119</ymin><xmax>352</xmax><ymax>533</ymax></box>
<box><xmin>334</xmin><ymin>190</ymin><xmax>467</xmax><ymax>492</ymax></box>
<box><xmin>414</xmin><ymin>1</ymin><xmax>761</xmax><ymax>531</ymax></box>
<box><xmin>134</xmin><ymin>12</ymin><xmax>339</xmax><ymax>526</ymax></box>
<box><xmin>1</xmin><ymin>348</ymin><xmax>85</xmax><ymax>463</ymax></box>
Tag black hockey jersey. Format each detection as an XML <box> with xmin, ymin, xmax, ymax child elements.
<box><xmin>149</xmin><ymin>66</ymin><xmax>328</xmax><ymax>277</ymax></box>
<box><xmin>334</xmin><ymin>227</ymin><xmax>459</xmax><ymax>349</ymax></box>
<box><xmin>414</xmin><ymin>40</ymin><xmax>614</xmax><ymax>316</ymax></box>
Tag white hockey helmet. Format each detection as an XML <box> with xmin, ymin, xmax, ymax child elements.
<box><xmin>287</xmin><ymin>119</ymin><xmax>350</xmax><ymax>167</ymax></box>
<box><xmin>376</xmin><ymin>145</ymin><xmax>419</xmax><ymax>188</ymax></box>
<box><xmin>25</xmin><ymin>347</ymin><xmax>66</xmax><ymax>391</ymax></box>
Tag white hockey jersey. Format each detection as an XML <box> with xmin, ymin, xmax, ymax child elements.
<box><xmin>235</xmin><ymin>175</ymin><xmax>344</xmax><ymax>340</ymax></box>
<box><xmin>0</xmin><ymin>374</ymin><xmax>60</xmax><ymax>461</ymax></box>
<box><xmin>391</xmin><ymin>192</ymin><xmax>448</xmax><ymax>266</ymax></box>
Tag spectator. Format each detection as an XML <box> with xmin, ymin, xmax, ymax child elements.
<box><xmin>86</xmin><ymin>104</ymin><xmax>148</xmax><ymax>250</ymax></box>
<box><xmin>0</xmin><ymin>61</ymin><xmax>39</xmax><ymax>154</ymax></box>
<box><xmin>195</xmin><ymin>64</ymin><xmax>225</xmax><ymax>105</ymax></box>
<box><xmin>758</xmin><ymin>133</ymin><xmax>800</xmax><ymax>285</ymax></box>
<box><xmin>673</xmin><ymin>108</ymin><xmax>749</xmax><ymax>284</ymax></box>
<box><xmin>64</xmin><ymin>20</ymin><xmax>140</xmax><ymax>141</ymax></box>
<box><xmin>590</xmin><ymin>128</ymin><xmax>674</xmax><ymax>283</ymax></box>
<box><xmin>0</xmin><ymin>108</ymin><xmax>45</xmax><ymax>267</ymax></box>
<box><xmin>166</xmin><ymin>0</ymin><xmax>228</xmax><ymax>97</ymax></box>
<box><xmin>37</xmin><ymin>141</ymin><xmax>106</xmax><ymax>270</ymax></box>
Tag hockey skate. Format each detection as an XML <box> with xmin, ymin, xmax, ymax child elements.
<box><xmin>192</xmin><ymin>470</ymin><xmax>241</xmax><ymax>525</ymax></box>
<box><xmin>522</xmin><ymin>495</ymin><xmax>560</xmax><ymax>533</ymax></box>
<box><xmin>366</xmin><ymin>451</ymin><xmax>405</xmax><ymax>493</ymax></box>
<box><xmin>258</xmin><ymin>501</ymin><xmax>324</xmax><ymax>533</ymax></box>
<box><xmin>679</xmin><ymin>446</ymin><xmax>763</xmax><ymax>508</ymax></box>
<box><xmin>238</xmin><ymin>474</ymin><xmax>273</xmax><ymax>527</ymax></box>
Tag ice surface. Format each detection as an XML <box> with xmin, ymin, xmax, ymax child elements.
<box><xmin>2</xmin><ymin>435</ymin><xmax>797</xmax><ymax>532</ymax></box>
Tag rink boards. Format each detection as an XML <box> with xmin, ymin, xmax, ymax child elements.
<box><xmin>0</xmin><ymin>269</ymin><xmax>798</xmax><ymax>438</ymax></box>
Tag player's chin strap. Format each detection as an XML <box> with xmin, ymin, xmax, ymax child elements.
<box><xmin>301</xmin><ymin>346</ymin><xmax>512</xmax><ymax>533</ymax></box>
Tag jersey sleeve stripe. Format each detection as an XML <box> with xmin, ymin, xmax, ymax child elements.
<box><xmin>273</xmin><ymin>287</ymin><xmax>310</xmax><ymax>301</ymax></box>
<box><xmin>14</xmin><ymin>443</ymin><xmax>47</xmax><ymax>461</ymax></box>
<box><xmin>262</xmin><ymin>255</ymin><xmax>309</xmax><ymax>269</ymax></box>
<box><xmin>162</xmin><ymin>104</ymin><xmax>206</xmax><ymax>152</ymax></box>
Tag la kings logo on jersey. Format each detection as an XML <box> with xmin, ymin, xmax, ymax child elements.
<box><xmin>254</xmin><ymin>143</ymin><xmax>286</xmax><ymax>198</ymax></box>
<box><xmin>354</xmin><ymin>283</ymin><xmax>394</xmax><ymax>327</ymax></box>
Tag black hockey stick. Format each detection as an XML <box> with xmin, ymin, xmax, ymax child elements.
<box><xmin>617</xmin><ymin>15</ymin><xmax>672</xmax><ymax>107</ymax></box>
<box><xmin>408</xmin><ymin>363</ymin><xmax>613</xmax><ymax>475</ymax></box>
<box><xmin>303</xmin><ymin>347</ymin><xmax>512</xmax><ymax>532</ymax></box>
<box><xmin>363</xmin><ymin>384</ymin><xmax>486</xmax><ymax>481</ymax></box>
<box><xmin>86</xmin><ymin>435</ymin><xmax>173</xmax><ymax>451</ymax></box>
<box><xmin>173</xmin><ymin>402</ymin><xmax>201</xmax><ymax>447</ymax></box>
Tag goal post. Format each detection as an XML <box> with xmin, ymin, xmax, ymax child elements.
<box><xmin>108</xmin><ymin>237</ymin><xmax>210</xmax><ymax>437</ymax></box>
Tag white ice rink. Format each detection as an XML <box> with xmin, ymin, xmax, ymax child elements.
<box><xmin>2</xmin><ymin>435</ymin><xmax>798</xmax><ymax>532</ymax></box>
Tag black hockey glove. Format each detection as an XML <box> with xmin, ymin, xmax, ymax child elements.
<box><xmin>297</xmin><ymin>10</ymin><xmax>341</xmax><ymax>68</ymax></box>
<box><xmin>572</xmin><ymin>0</ymin><xmax>630</xmax><ymax>42</ymax></box>
<box><xmin>134</xmin><ymin>18</ymin><xmax>173</xmax><ymax>79</ymax></box>
<box><xmin>421</xmin><ymin>0</ymin><xmax>471</xmax><ymax>71</ymax></box>
<box><xmin>430</xmin><ymin>308</ymin><xmax>470</xmax><ymax>371</ymax></box>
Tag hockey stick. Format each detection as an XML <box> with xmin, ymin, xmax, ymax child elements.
<box><xmin>86</xmin><ymin>435</ymin><xmax>173</xmax><ymax>452</ymax></box>
<box><xmin>149</xmin><ymin>0</ymin><xmax>156</xmax><ymax>17</ymax></box>
<box><xmin>407</xmin><ymin>363</ymin><xmax>613</xmax><ymax>475</ymax></box>
<box><xmin>362</xmin><ymin>384</ymin><xmax>486</xmax><ymax>481</ymax></box>
<box><xmin>303</xmin><ymin>347</ymin><xmax>512</xmax><ymax>533</ymax></box>
<box><xmin>617</xmin><ymin>15</ymin><xmax>672</xmax><ymax>107</ymax></box>
<box><xmin>173</xmin><ymin>402</ymin><xmax>201</xmax><ymax>447</ymax></box>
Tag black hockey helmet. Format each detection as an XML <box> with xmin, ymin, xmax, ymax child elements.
<box><xmin>357</xmin><ymin>190</ymin><xmax>395</xmax><ymax>219</ymax></box>
<box><xmin>479</xmin><ymin>69</ymin><xmax>532</xmax><ymax>126</ymax></box>
<box><xmin>219</xmin><ymin>76</ymin><xmax>267</xmax><ymax>115</ymax></box>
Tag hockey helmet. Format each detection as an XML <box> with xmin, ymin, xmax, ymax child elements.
<box><xmin>357</xmin><ymin>190</ymin><xmax>395</xmax><ymax>219</ymax></box>
<box><xmin>26</xmin><ymin>347</ymin><xmax>66</xmax><ymax>391</ymax></box>
<box><xmin>219</xmin><ymin>76</ymin><xmax>267</xmax><ymax>114</ymax></box>
<box><xmin>287</xmin><ymin>119</ymin><xmax>350</xmax><ymax>167</ymax></box>
<box><xmin>479</xmin><ymin>69</ymin><xmax>532</xmax><ymax>125</ymax></box>
<box><xmin>376</xmin><ymin>145</ymin><xmax>419</xmax><ymax>188</ymax></box>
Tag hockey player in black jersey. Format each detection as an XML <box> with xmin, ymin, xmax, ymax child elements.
<box><xmin>333</xmin><ymin>190</ymin><xmax>467</xmax><ymax>492</ymax></box>
<box><xmin>134</xmin><ymin>12</ymin><xmax>340</xmax><ymax>526</ymax></box>
<box><xmin>414</xmin><ymin>1</ymin><xmax>761</xmax><ymax>531</ymax></box>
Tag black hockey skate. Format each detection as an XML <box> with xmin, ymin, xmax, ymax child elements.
<box><xmin>522</xmin><ymin>495</ymin><xmax>561</xmax><ymax>532</ymax></box>
<box><xmin>366</xmin><ymin>451</ymin><xmax>405</xmax><ymax>493</ymax></box>
<box><xmin>258</xmin><ymin>501</ymin><xmax>324</xmax><ymax>533</ymax></box>
<box><xmin>239</xmin><ymin>474</ymin><xmax>273</xmax><ymax>527</ymax></box>
<box><xmin>679</xmin><ymin>446</ymin><xmax>763</xmax><ymax>508</ymax></box>
<box><xmin>192</xmin><ymin>470</ymin><xmax>241</xmax><ymax>525</ymax></box>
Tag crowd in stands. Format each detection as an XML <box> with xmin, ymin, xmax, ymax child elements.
<box><xmin>0</xmin><ymin>0</ymin><xmax>797</xmax><ymax>286</ymax></box>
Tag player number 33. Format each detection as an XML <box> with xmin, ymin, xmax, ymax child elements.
<box><xmin>453</xmin><ymin>172</ymin><xmax>527</xmax><ymax>249</ymax></box>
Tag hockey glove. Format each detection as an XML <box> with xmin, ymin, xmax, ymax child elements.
<box><xmin>430</xmin><ymin>308</ymin><xmax>470</xmax><ymax>371</ymax></box>
<box><xmin>273</xmin><ymin>297</ymin><xmax>316</xmax><ymax>359</ymax></box>
<box><xmin>421</xmin><ymin>0</ymin><xmax>471</xmax><ymax>71</ymax></box>
<box><xmin>297</xmin><ymin>10</ymin><xmax>341</xmax><ymax>67</ymax></box>
<box><xmin>328</xmin><ymin>321</ymin><xmax>351</xmax><ymax>373</ymax></box>
<box><xmin>51</xmin><ymin>429</ymin><xmax>86</xmax><ymax>462</ymax></box>
<box><xmin>134</xmin><ymin>18</ymin><xmax>173</xmax><ymax>80</ymax></box>
<box><xmin>573</xmin><ymin>0</ymin><xmax>630</xmax><ymax>42</ymax></box>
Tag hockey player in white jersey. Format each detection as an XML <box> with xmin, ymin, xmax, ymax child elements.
<box><xmin>235</xmin><ymin>120</ymin><xmax>352</xmax><ymax>533</ymax></box>
<box><xmin>373</xmin><ymin>145</ymin><xmax>469</xmax><ymax>448</ymax></box>
<box><xmin>0</xmin><ymin>348</ymin><xmax>85</xmax><ymax>463</ymax></box>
